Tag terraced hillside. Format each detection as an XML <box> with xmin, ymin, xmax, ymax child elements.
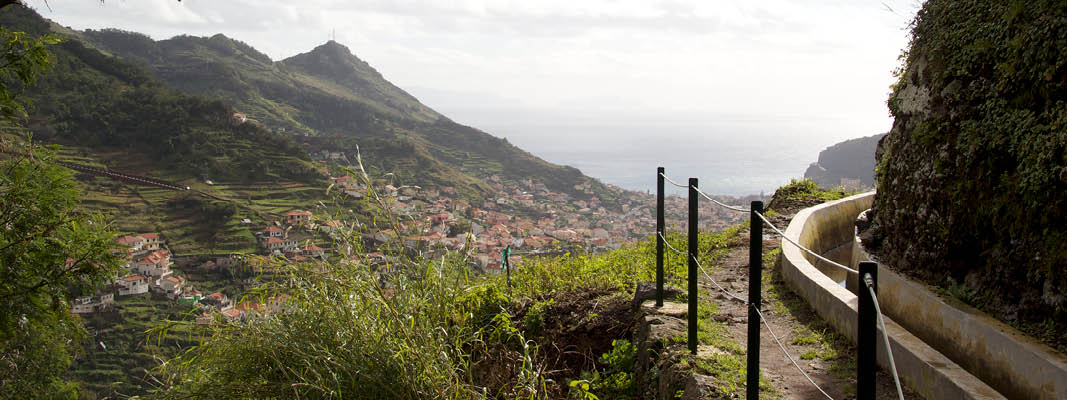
<box><xmin>73</xmin><ymin>23</ymin><xmax>619</xmax><ymax>205</ymax></box>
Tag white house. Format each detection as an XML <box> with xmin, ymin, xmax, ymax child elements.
<box><xmin>263</xmin><ymin>237</ymin><xmax>298</xmax><ymax>252</ymax></box>
<box><xmin>117</xmin><ymin>275</ymin><xmax>150</xmax><ymax>296</ymax></box>
<box><xmin>132</xmin><ymin>249</ymin><xmax>171</xmax><ymax>277</ymax></box>
<box><xmin>139</xmin><ymin>233</ymin><xmax>163</xmax><ymax>250</ymax></box>
<box><xmin>71</xmin><ymin>293</ymin><xmax>115</xmax><ymax>314</ymax></box>
<box><xmin>158</xmin><ymin>275</ymin><xmax>185</xmax><ymax>299</ymax></box>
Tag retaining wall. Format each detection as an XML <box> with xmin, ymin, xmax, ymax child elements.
<box><xmin>780</xmin><ymin>192</ymin><xmax>1004</xmax><ymax>399</ymax></box>
<box><xmin>852</xmin><ymin>226</ymin><xmax>1067</xmax><ymax>400</ymax></box>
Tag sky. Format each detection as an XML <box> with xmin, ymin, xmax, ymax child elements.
<box><xmin>23</xmin><ymin>0</ymin><xmax>923</xmax><ymax>194</ymax></box>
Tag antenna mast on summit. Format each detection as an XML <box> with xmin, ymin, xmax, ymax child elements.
<box><xmin>332</xmin><ymin>29</ymin><xmax>336</xmax><ymax>41</ymax></box>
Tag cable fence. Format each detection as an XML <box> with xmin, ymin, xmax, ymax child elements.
<box><xmin>653</xmin><ymin>168</ymin><xmax>904</xmax><ymax>400</ymax></box>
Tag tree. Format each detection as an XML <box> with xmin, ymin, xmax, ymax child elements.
<box><xmin>0</xmin><ymin>25</ymin><xmax>60</xmax><ymax>121</ymax></box>
<box><xmin>0</xmin><ymin>9</ymin><xmax>124</xmax><ymax>398</ymax></box>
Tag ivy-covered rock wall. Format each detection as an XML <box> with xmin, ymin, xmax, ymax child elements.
<box><xmin>867</xmin><ymin>0</ymin><xmax>1066</xmax><ymax>345</ymax></box>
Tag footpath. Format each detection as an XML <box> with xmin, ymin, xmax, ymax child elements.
<box><xmin>632</xmin><ymin>198</ymin><xmax>915</xmax><ymax>399</ymax></box>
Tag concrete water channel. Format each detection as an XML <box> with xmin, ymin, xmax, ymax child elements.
<box><xmin>779</xmin><ymin>192</ymin><xmax>1067</xmax><ymax>400</ymax></box>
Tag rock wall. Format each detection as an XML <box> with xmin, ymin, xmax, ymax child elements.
<box><xmin>867</xmin><ymin>0</ymin><xmax>1066</xmax><ymax>342</ymax></box>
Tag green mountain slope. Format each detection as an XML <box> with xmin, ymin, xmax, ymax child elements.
<box><xmin>2</xmin><ymin>8</ymin><xmax>321</xmax><ymax>185</ymax></box>
<box><xmin>77</xmin><ymin>27</ymin><xmax>618</xmax><ymax>205</ymax></box>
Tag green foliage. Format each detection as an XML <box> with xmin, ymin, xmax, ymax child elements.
<box><xmin>0</xmin><ymin>7</ymin><xmax>323</xmax><ymax>185</ymax></box>
<box><xmin>156</xmin><ymin>260</ymin><xmax>484</xmax><ymax>399</ymax></box>
<box><xmin>792</xmin><ymin>328</ymin><xmax>838</xmax><ymax>361</ymax></box>
<box><xmin>941</xmin><ymin>278</ymin><xmax>981</xmax><ymax>306</ymax></box>
<box><xmin>568</xmin><ymin>339</ymin><xmax>636</xmax><ymax>399</ymax></box>
<box><xmin>0</xmin><ymin>26</ymin><xmax>60</xmax><ymax>121</ymax></box>
<box><xmin>876</xmin><ymin>0</ymin><xmax>1067</xmax><ymax>349</ymax></box>
<box><xmin>522</xmin><ymin>298</ymin><xmax>555</xmax><ymax>335</ymax></box>
<box><xmin>0</xmin><ymin>143</ymin><xmax>124</xmax><ymax>398</ymax></box>
<box><xmin>766</xmin><ymin>178</ymin><xmax>849</xmax><ymax>211</ymax></box>
<box><xmin>72</xmin><ymin>13</ymin><xmax>621</xmax><ymax>207</ymax></box>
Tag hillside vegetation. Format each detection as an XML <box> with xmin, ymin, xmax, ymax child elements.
<box><xmin>868</xmin><ymin>0</ymin><xmax>1066</xmax><ymax>350</ymax></box>
<box><xmin>76</xmin><ymin>26</ymin><xmax>618</xmax><ymax>205</ymax></box>
<box><xmin>1</xmin><ymin>8</ymin><xmax>322</xmax><ymax>185</ymax></box>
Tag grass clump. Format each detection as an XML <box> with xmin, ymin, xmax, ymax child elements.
<box><xmin>766</xmin><ymin>179</ymin><xmax>850</xmax><ymax>211</ymax></box>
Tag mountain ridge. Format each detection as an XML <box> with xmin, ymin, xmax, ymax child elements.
<box><xmin>73</xmin><ymin>24</ymin><xmax>617</xmax><ymax>205</ymax></box>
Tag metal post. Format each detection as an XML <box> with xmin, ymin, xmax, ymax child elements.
<box><xmin>503</xmin><ymin>246</ymin><xmax>511</xmax><ymax>288</ymax></box>
<box><xmin>687</xmin><ymin>178</ymin><xmax>698</xmax><ymax>355</ymax></box>
<box><xmin>858</xmin><ymin>261</ymin><xmax>878</xmax><ymax>400</ymax></box>
<box><xmin>747</xmin><ymin>201</ymin><xmax>763</xmax><ymax>400</ymax></box>
<box><xmin>657</xmin><ymin>167</ymin><xmax>665</xmax><ymax>307</ymax></box>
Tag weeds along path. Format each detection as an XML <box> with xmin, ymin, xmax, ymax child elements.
<box><xmin>700</xmin><ymin>207</ymin><xmax>915</xmax><ymax>400</ymax></box>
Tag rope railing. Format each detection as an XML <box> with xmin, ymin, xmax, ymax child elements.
<box><xmin>657</xmin><ymin>232</ymin><xmax>746</xmax><ymax>304</ymax></box>
<box><xmin>659</xmin><ymin>171</ymin><xmax>858</xmax><ymax>275</ymax></box>
<box><xmin>654</xmin><ymin>168</ymin><xmax>904</xmax><ymax>399</ymax></box>
<box><xmin>659</xmin><ymin>172</ymin><xmax>688</xmax><ymax>189</ymax></box>
<box><xmin>864</xmin><ymin>273</ymin><xmax>905</xmax><ymax>400</ymax></box>
<box><xmin>693</xmin><ymin>185</ymin><xmax>750</xmax><ymax>213</ymax></box>
<box><xmin>752</xmin><ymin>210</ymin><xmax>859</xmax><ymax>275</ymax></box>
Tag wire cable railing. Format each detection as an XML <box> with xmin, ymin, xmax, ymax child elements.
<box><xmin>693</xmin><ymin>185</ymin><xmax>751</xmax><ymax>213</ymax></box>
<box><xmin>659</xmin><ymin>230</ymin><xmax>834</xmax><ymax>398</ymax></box>
<box><xmin>655</xmin><ymin>169</ymin><xmax>904</xmax><ymax>399</ymax></box>
<box><xmin>657</xmin><ymin>232</ymin><xmax>746</xmax><ymax>304</ymax></box>
<box><xmin>751</xmin><ymin>305</ymin><xmax>836</xmax><ymax>400</ymax></box>
<box><xmin>659</xmin><ymin>172</ymin><xmax>689</xmax><ymax>189</ymax></box>
<box><xmin>660</xmin><ymin>172</ymin><xmax>859</xmax><ymax>275</ymax></box>
<box><xmin>751</xmin><ymin>210</ymin><xmax>859</xmax><ymax>275</ymax></box>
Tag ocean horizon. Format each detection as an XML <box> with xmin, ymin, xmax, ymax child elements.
<box><xmin>480</xmin><ymin>118</ymin><xmax>880</xmax><ymax>197</ymax></box>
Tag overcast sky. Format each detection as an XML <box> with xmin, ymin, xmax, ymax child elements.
<box><xmin>22</xmin><ymin>0</ymin><xmax>922</xmax><ymax>193</ymax></box>
<box><xmin>25</xmin><ymin>0</ymin><xmax>918</xmax><ymax>122</ymax></box>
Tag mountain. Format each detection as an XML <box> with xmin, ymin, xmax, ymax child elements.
<box><xmin>2</xmin><ymin>8</ymin><xmax>321</xmax><ymax>185</ymax></box>
<box><xmin>75</xmin><ymin>27</ymin><xmax>618</xmax><ymax>204</ymax></box>
<box><xmin>803</xmin><ymin>133</ymin><xmax>884</xmax><ymax>189</ymax></box>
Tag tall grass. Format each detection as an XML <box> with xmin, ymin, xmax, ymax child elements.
<box><xmin>151</xmin><ymin>155</ymin><xmax>747</xmax><ymax>399</ymax></box>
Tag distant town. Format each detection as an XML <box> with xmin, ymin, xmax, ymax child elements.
<box><xmin>71</xmin><ymin>146</ymin><xmax>758</xmax><ymax>321</ymax></box>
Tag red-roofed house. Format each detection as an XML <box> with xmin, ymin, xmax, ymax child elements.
<box><xmin>302</xmin><ymin>245</ymin><xmax>326</xmax><ymax>258</ymax></box>
<box><xmin>139</xmin><ymin>233</ymin><xmax>162</xmax><ymax>250</ymax></box>
<box><xmin>132</xmin><ymin>249</ymin><xmax>171</xmax><ymax>277</ymax></box>
<box><xmin>263</xmin><ymin>226</ymin><xmax>283</xmax><ymax>237</ymax></box>
<box><xmin>285</xmin><ymin>210</ymin><xmax>312</xmax><ymax>225</ymax></box>
<box><xmin>263</xmin><ymin>237</ymin><xmax>298</xmax><ymax>252</ymax></box>
<box><xmin>221</xmin><ymin>308</ymin><xmax>242</xmax><ymax>321</ymax></box>
<box><xmin>115</xmin><ymin>235</ymin><xmax>144</xmax><ymax>251</ymax></box>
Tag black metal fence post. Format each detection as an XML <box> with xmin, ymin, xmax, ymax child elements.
<box><xmin>747</xmin><ymin>201</ymin><xmax>763</xmax><ymax>400</ymax></box>
<box><xmin>858</xmin><ymin>261</ymin><xmax>878</xmax><ymax>400</ymax></box>
<box><xmin>687</xmin><ymin>178</ymin><xmax>698</xmax><ymax>355</ymax></box>
<box><xmin>657</xmin><ymin>167</ymin><xmax>665</xmax><ymax>307</ymax></box>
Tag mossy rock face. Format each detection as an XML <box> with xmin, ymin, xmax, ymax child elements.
<box><xmin>869</xmin><ymin>0</ymin><xmax>1067</xmax><ymax>345</ymax></box>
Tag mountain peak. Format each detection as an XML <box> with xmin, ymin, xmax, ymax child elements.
<box><xmin>309</xmin><ymin>40</ymin><xmax>357</xmax><ymax>60</ymax></box>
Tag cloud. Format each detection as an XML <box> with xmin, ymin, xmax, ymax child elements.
<box><xmin>21</xmin><ymin>0</ymin><xmax>918</xmax><ymax>145</ymax></box>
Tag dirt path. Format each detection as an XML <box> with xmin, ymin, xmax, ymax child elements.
<box><xmin>698</xmin><ymin>209</ymin><xmax>917</xmax><ymax>400</ymax></box>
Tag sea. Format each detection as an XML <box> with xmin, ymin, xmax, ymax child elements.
<box><xmin>478</xmin><ymin>117</ymin><xmax>882</xmax><ymax>197</ymax></box>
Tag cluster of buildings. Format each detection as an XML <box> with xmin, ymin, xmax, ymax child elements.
<box><xmin>317</xmin><ymin>173</ymin><xmax>748</xmax><ymax>271</ymax></box>
<box><xmin>193</xmin><ymin>293</ymin><xmax>292</xmax><ymax>324</ymax></box>
<box><xmin>71</xmin><ymin>233</ymin><xmax>185</xmax><ymax>314</ymax></box>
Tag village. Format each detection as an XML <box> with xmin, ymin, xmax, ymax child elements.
<box><xmin>70</xmin><ymin>157</ymin><xmax>753</xmax><ymax>323</ymax></box>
